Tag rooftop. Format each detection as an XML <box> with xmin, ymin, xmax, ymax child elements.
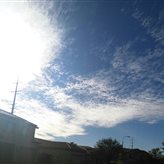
<box><xmin>0</xmin><ymin>109</ymin><xmax>38</xmax><ymax>128</ymax></box>
<box><xmin>35</xmin><ymin>138</ymin><xmax>90</xmax><ymax>153</ymax></box>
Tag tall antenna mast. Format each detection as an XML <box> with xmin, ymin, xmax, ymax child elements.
<box><xmin>11</xmin><ymin>79</ymin><xmax>19</xmax><ymax>114</ymax></box>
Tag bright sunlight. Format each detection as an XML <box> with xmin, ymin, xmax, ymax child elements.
<box><xmin>0</xmin><ymin>2</ymin><xmax>62</xmax><ymax>109</ymax></box>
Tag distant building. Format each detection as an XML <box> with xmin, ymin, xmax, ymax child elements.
<box><xmin>122</xmin><ymin>148</ymin><xmax>154</xmax><ymax>164</ymax></box>
<box><xmin>35</xmin><ymin>139</ymin><xmax>90</xmax><ymax>164</ymax></box>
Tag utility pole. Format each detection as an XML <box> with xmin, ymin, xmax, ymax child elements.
<box><xmin>131</xmin><ymin>137</ymin><xmax>134</xmax><ymax>149</ymax></box>
<box><xmin>11</xmin><ymin>79</ymin><xmax>19</xmax><ymax>114</ymax></box>
<box><xmin>122</xmin><ymin>136</ymin><xmax>130</xmax><ymax>148</ymax></box>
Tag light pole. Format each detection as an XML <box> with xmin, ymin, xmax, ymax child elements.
<box><xmin>122</xmin><ymin>136</ymin><xmax>130</xmax><ymax>148</ymax></box>
<box><xmin>131</xmin><ymin>137</ymin><xmax>134</xmax><ymax>149</ymax></box>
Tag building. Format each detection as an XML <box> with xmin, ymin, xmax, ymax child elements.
<box><xmin>0</xmin><ymin>109</ymin><xmax>38</xmax><ymax>163</ymax></box>
<box><xmin>122</xmin><ymin>148</ymin><xmax>154</xmax><ymax>164</ymax></box>
<box><xmin>35</xmin><ymin>139</ymin><xmax>90</xmax><ymax>164</ymax></box>
<box><xmin>0</xmin><ymin>109</ymin><xmax>91</xmax><ymax>164</ymax></box>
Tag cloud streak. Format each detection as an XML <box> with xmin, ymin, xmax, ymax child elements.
<box><xmin>132</xmin><ymin>8</ymin><xmax>164</xmax><ymax>45</ymax></box>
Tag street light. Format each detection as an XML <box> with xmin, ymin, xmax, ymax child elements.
<box><xmin>131</xmin><ymin>137</ymin><xmax>134</xmax><ymax>149</ymax></box>
<box><xmin>122</xmin><ymin>136</ymin><xmax>130</xmax><ymax>148</ymax></box>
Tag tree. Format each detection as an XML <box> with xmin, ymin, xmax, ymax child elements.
<box><xmin>149</xmin><ymin>148</ymin><xmax>162</xmax><ymax>158</ymax></box>
<box><xmin>149</xmin><ymin>142</ymin><xmax>164</xmax><ymax>159</ymax></box>
<box><xmin>148</xmin><ymin>142</ymin><xmax>164</xmax><ymax>164</ymax></box>
<box><xmin>92</xmin><ymin>138</ymin><xmax>123</xmax><ymax>164</ymax></box>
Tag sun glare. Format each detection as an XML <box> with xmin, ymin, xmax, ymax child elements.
<box><xmin>0</xmin><ymin>2</ymin><xmax>60</xmax><ymax>84</ymax></box>
<box><xmin>0</xmin><ymin>2</ymin><xmax>62</xmax><ymax>109</ymax></box>
<box><xmin>0</xmin><ymin>8</ymin><xmax>42</xmax><ymax>82</ymax></box>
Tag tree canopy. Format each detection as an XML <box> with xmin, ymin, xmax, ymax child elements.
<box><xmin>92</xmin><ymin>138</ymin><xmax>123</xmax><ymax>164</ymax></box>
<box><xmin>149</xmin><ymin>148</ymin><xmax>163</xmax><ymax>158</ymax></box>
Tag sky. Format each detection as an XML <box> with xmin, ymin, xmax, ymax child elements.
<box><xmin>0</xmin><ymin>0</ymin><xmax>163</xmax><ymax>151</ymax></box>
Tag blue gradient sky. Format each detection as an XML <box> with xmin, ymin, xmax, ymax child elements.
<box><xmin>0</xmin><ymin>0</ymin><xmax>163</xmax><ymax>151</ymax></box>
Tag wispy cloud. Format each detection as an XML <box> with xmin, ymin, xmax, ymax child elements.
<box><xmin>15</xmin><ymin>98</ymin><xmax>85</xmax><ymax>140</ymax></box>
<box><xmin>14</xmin><ymin>77</ymin><xmax>164</xmax><ymax>140</ymax></box>
<box><xmin>14</xmin><ymin>56</ymin><xmax>164</xmax><ymax>139</ymax></box>
<box><xmin>13</xmin><ymin>23</ymin><xmax>164</xmax><ymax>138</ymax></box>
<box><xmin>132</xmin><ymin>8</ymin><xmax>164</xmax><ymax>45</ymax></box>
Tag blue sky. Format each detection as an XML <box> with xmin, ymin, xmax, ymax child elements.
<box><xmin>0</xmin><ymin>0</ymin><xmax>163</xmax><ymax>151</ymax></box>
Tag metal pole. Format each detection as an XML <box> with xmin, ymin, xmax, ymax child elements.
<box><xmin>131</xmin><ymin>137</ymin><xmax>134</xmax><ymax>149</ymax></box>
<box><xmin>11</xmin><ymin>79</ymin><xmax>19</xmax><ymax>114</ymax></box>
<box><xmin>122</xmin><ymin>136</ymin><xmax>130</xmax><ymax>148</ymax></box>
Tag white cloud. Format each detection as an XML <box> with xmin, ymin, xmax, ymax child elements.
<box><xmin>15</xmin><ymin>98</ymin><xmax>85</xmax><ymax>140</ymax></box>
<box><xmin>58</xmin><ymin>76</ymin><xmax>164</xmax><ymax>128</ymax></box>
<box><xmin>111</xmin><ymin>42</ymin><xmax>164</xmax><ymax>85</ymax></box>
<box><xmin>12</xmin><ymin>37</ymin><xmax>163</xmax><ymax>139</ymax></box>
<box><xmin>15</xmin><ymin>68</ymin><xmax>163</xmax><ymax>139</ymax></box>
<box><xmin>4</xmin><ymin>38</ymin><xmax>162</xmax><ymax>140</ymax></box>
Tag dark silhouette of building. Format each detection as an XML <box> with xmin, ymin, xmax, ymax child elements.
<box><xmin>0</xmin><ymin>109</ymin><xmax>90</xmax><ymax>164</ymax></box>
<box><xmin>0</xmin><ymin>109</ymin><xmax>38</xmax><ymax>163</ymax></box>
<box><xmin>35</xmin><ymin>139</ymin><xmax>90</xmax><ymax>164</ymax></box>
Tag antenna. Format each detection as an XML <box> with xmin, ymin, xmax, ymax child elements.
<box><xmin>11</xmin><ymin>79</ymin><xmax>19</xmax><ymax>114</ymax></box>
